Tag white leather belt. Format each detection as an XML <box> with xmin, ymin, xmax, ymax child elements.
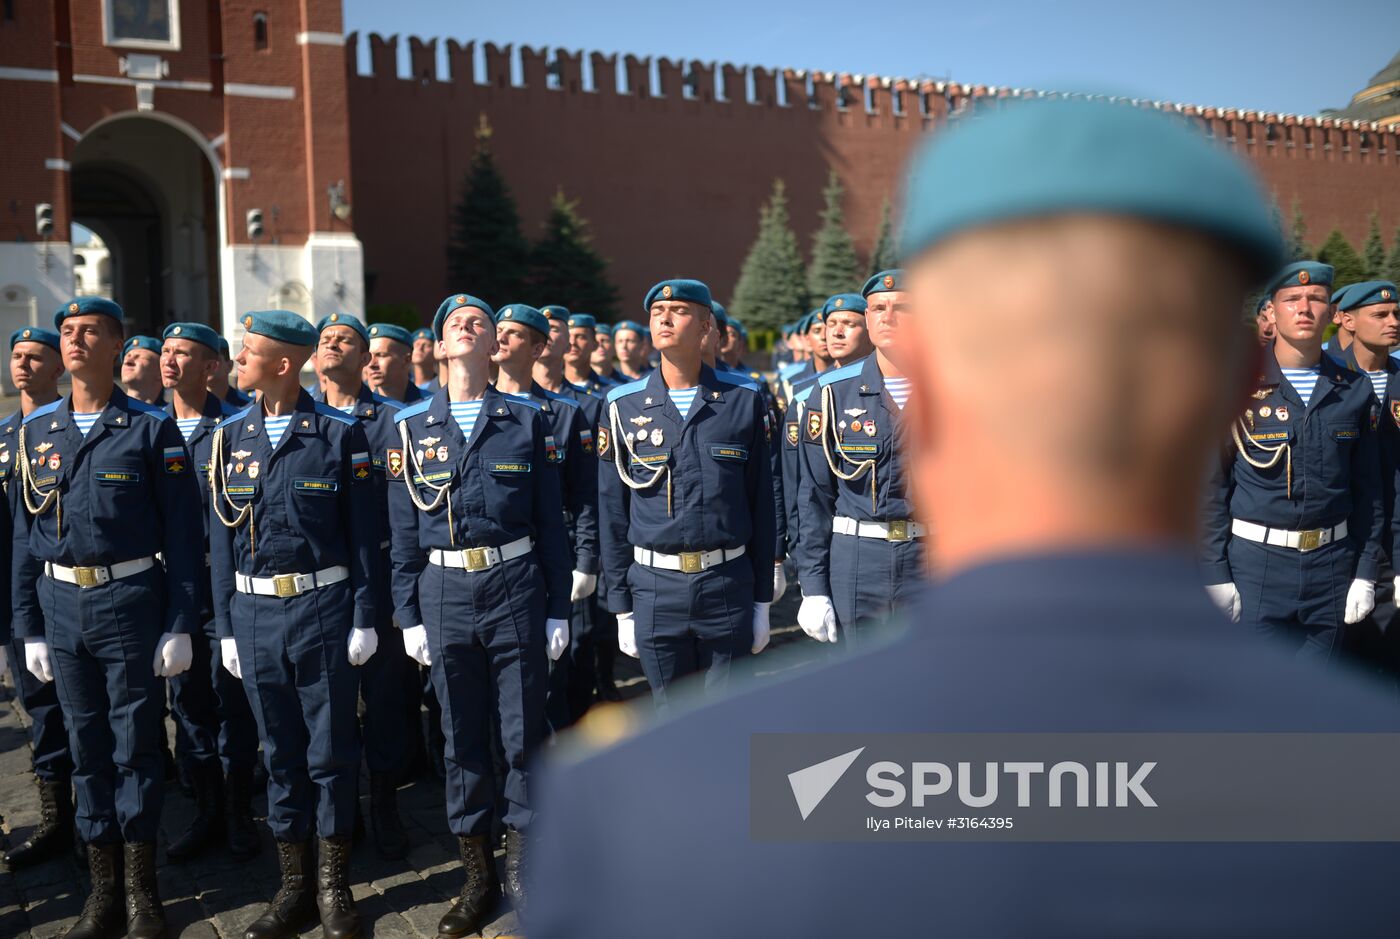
<box><xmin>45</xmin><ymin>556</ymin><xmax>157</xmax><ymax>589</ymax></box>
<box><xmin>429</xmin><ymin>536</ymin><xmax>533</xmax><ymax>572</ymax></box>
<box><xmin>235</xmin><ymin>565</ymin><xmax>349</xmax><ymax>598</ymax></box>
<box><xmin>1231</xmin><ymin>518</ymin><xmax>1347</xmax><ymax>553</ymax></box>
<box><xmin>633</xmin><ymin>544</ymin><xmax>746</xmax><ymax>573</ymax></box>
<box><xmin>833</xmin><ymin>516</ymin><xmax>925</xmax><ymax>542</ymax></box>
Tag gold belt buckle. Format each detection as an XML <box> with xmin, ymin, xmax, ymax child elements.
<box><xmin>679</xmin><ymin>551</ymin><xmax>704</xmax><ymax>574</ymax></box>
<box><xmin>73</xmin><ymin>566</ymin><xmax>102</xmax><ymax>588</ymax></box>
<box><xmin>1297</xmin><ymin>529</ymin><xmax>1322</xmax><ymax>552</ymax></box>
<box><xmin>887</xmin><ymin>520</ymin><xmax>910</xmax><ymax>542</ymax></box>
<box><xmin>464</xmin><ymin>548</ymin><xmax>489</xmax><ymax>572</ymax></box>
<box><xmin>272</xmin><ymin>574</ymin><xmax>300</xmax><ymax>598</ymax></box>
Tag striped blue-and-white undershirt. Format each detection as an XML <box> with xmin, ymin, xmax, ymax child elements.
<box><xmin>450</xmin><ymin>399</ymin><xmax>484</xmax><ymax>440</ymax></box>
<box><xmin>72</xmin><ymin>412</ymin><xmax>101</xmax><ymax>437</ymax></box>
<box><xmin>175</xmin><ymin>416</ymin><xmax>201</xmax><ymax>441</ymax></box>
<box><xmin>883</xmin><ymin>376</ymin><xmax>911</xmax><ymax>410</ymax></box>
<box><xmin>1280</xmin><ymin>366</ymin><xmax>1320</xmax><ymax>407</ymax></box>
<box><xmin>1365</xmin><ymin>370</ymin><xmax>1389</xmax><ymax>403</ymax></box>
<box><xmin>264</xmin><ymin>414</ymin><xmax>293</xmax><ymax>448</ymax></box>
<box><xmin>668</xmin><ymin>387</ymin><xmax>699</xmax><ymax>420</ymax></box>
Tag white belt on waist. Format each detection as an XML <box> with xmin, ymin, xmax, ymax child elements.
<box><xmin>45</xmin><ymin>556</ymin><xmax>157</xmax><ymax>589</ymax></box>
<box><xmin>235</xmin><ymin>565</ymin><xmax>349</xmax><ymax>598</ymax></box>
<box><xmin>833</xmin><ymin>516</ymin><xmax>926</xmax><ymax>542</ymax></box>
<box><xmin>428</xmin><ymin>536</ymin><xmax>533</xmax><ymax>572</ymax></box>
<box><xmin>1231</xmin><ymin>518</ymin><xmax>1348</xmax><ymax>553</ymax></box>
<box><xmin>633</xmin><ymin>544</ymin><xmax>746</xmax><ymax>574</ymax></box>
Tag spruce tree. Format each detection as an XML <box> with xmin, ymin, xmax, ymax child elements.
<box><xmin>1362</xmin><ymin>211</ymin><xmax>1386</xmax><ymax>278</ymax></box>
<box><xmin>1315</xmin><ymin>230</ymin><xmax>1367</xmax><ymax>291</ymax></box>
<box><xmin>731</xmin><ymin>179</ymin><xmax>809</xmax><ymax>332</ymax></box>
<box><xmin>445</xmin><ymin>114</ymin><xmax>530</xmax><ymax>302</ymax></box>
<box><xmin>807</xmin><ymin>170</ymin><xmax>862</xmax><ymax>299</ymax></box>
<box><xmin>1288</xmin><ymin>200</ymin><xmax>1311</xmax><ymax>262</ymax></box>
<box><xmin>528</xmin><ymin>190</ymin><xmax>620</xmax><ymax>318</ymax></box>
<box><xmin>868</xmin><ymin>199</ymin><xmax>898</xmax><ymax>275</ymax></box>
<box><xmin>1386</xmin><ymin>225</ymin><xmax>1400</xmax><ymax>284</ymax></box>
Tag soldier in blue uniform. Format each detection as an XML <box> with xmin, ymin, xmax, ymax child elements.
<box><xmin>387</xmin><ymin>293</ymin><xmax>572</xmax><ymax>934</ymax></box>
<box><xmin>410</xmin><ymin>327</ymin><xmax>438</xmax><ymax>392</ymax></box>
<box><xmin>612</xmin><ymin>320</ymin><xmax>652</xmax><ymax>381</ymax></box>
<box><xmin>211</xmin><ymin>337</ymin><xmax>253</xmax><ymax>408</ymax></box>
<box><xmin>158</xmin><ymin>322</ymin><xmax>261</xmax><ymax>864</ymax></box>
<box><xmin>795</xmin><ymin>275</ymin><xmax>920</xmax><ymax>645</ymax></box>
<box><xmin>592</xmin><ymin>322</ymin><xmax>622</xmax><ymax>384</ymax></box>
<box><xmin>779</xmin><ymin>312</ymin><xmax>830</xmax><ymax>567</ymax></box>
<box><xmin>559</xmin><ymin>312</ymin><xmax>618</xmax><ymax>393</ymax></box>
<box><xmin>12</xmin><ymin>296</ymin><xmax>202</xmax><ymax>939</ymax></box>
<box><xmin>1203</xmin><ymin>261</ymin><xmax>1384</xmax><ymax>660</ymax></box>
<box><xmin>0</xmin><ymin>325</ymin><xmax>77</xmax><ymax>871</ymax></box>
<box><xmin>120</xmin><ymin>335</ymin><xmax>166</xmax><ymax>406</ymax></box>
<box><xmin>493</xmin><ymin>303</ymin><xmax>600</xmax><ymax>727</ymax></box>
<box><xmin>1254</xmin><ymin>294</ymin><xmax>1275</xmax><ymax>345</ymax></box>
<box><xmin>820</xmin><ymin>293</ymin><xmax>874</xmax><ymax>366</ymax></box>
<box><xmin>208</xmin><ymin>310</ymin><xmax>379</xmax><ymax>939</ymax></box>
<box><xmin>366</xmin><ymin>322</ymin><xmax>427</xmax><ymax>404</ymax></box>
<box><xmin>313</xmin><ymin>311</ymin><xmax>413</xmax><ymax>860</ymax></box>
<box><xmin>598</xmin><ymin>279</ymin><xmax>776</xmax><ymax>706</ymax></box>
<box><xmin>530</xmin><ymin>96</ymin><xmax>1400</xmax><ymax>939</ymax></box>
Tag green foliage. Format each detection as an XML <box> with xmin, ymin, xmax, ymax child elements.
<box><xmin>1386</xmin><ymin>225</ymin><xmax>1400</xmax><ymax>284</ymax></box>
<box><xmin>731</xmin><ymin>179</ymin><xmax>810</xmax><ymax>333</ymax></box>
<box><xmin>868</xmin><ymin>198</ymin><xmax>898</xmax><ymax>276</ymax></box>
<box><xmin>366</xmin><ymin>303</ymin><xmax>421</xmax><ymax>331</ymax></box>
<box><xmin>445</xmin><ymin>115</ymin><xmax>530</xmax><ymax>304</ymax></box>
<box><xmin>1315</xmin><ymin>229</ymin><xmax>1367</xmax><ymax>291</ymax></box>
<box><xmin>1288</xmin><ymin>200</ymin><xmax>1312</xmax><ymax>262</ymax></box>
<box><xmin>1362</xmin><ymin>211</ymin><xmax>1387</xmax><ymax>278</ymax></box>
<box><xmin>807</xmin><ymin>170</ymin><xmax>862</xmax><ymax>300</ymax></box>
<box><xmin>527</xmin><ymin>190</ymin><xmax>620</xmax><ymax>318</ymax></box>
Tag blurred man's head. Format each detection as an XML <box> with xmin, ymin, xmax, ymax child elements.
<box><xmin>365</xmin><ymin>323</ymin><xmax>414</xmax><ymax>396</ymax></box>
<box><xmin>1338</xmin><ymin>282</ymin><xmax>1400</xmax><ymax>356</ymax></box>
<box><xmin>121</xmin><ymin>335</ymin><xmax>163</xmax><ymax>402</ymax></box>
<box><xmin>896</xmin><ymin>99</ymin><xmax>1282</xmax><ymax>573</ymax></box>
<box><xmin>565</xmin><ymin>314</ymin><xmax>599</xmax><ymax>371</ymax></box>
<box><xmin>539</xmin><ymin>308</ymin><xmax>570</xmax><ymax>367</ymax></box>
<box><xmin>160</xmin><ymin>323</ymin><xmax>221</xmax><ymax>398</ymax></box>
<box><xmin>1254</xmin><ymin>297</ymin><xmax>1275</xmax><ymax>344</ymax></box>
<box><xmin>614</xmin><ymin>322</ymin><xmax>647</xmax><ymax>372</ymax></box>
<box><xmin>592</xmin><ymin>326</ymin><xmax>614</xmax><ymax>372</ymax></box>
<box><xmin>821</xmin><ymin>295</ymin><xmax>872</xmax><ymax>364</ymax></box>
<box><xmin>9</xmin><ymin>328</ymin><xmax>64</xmax><ymax>400</ymax></box>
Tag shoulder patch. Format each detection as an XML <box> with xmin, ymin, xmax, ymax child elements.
<box><xmin>793</xmin><ymin>385</ymin><xmax>814</xmax><ymax>405</ymax></box>
<box><xmin>817</xmin><ymin>361</ymin><xmax>864</xmax><ymax>388</ymax></box>
<box><xmin>393</xmin><ymin>398</ymin><xmax>432</xmax><ymax>425</ymax></box>
<box><xmin>606</xmin><ymin>378</ymin><xmax>650</xmax><ymax>404</ymax></box>
<box><xmin>22</xmin><ymin>399</ymin><xmax>63</xmax><ymax>425</ymax></box>
<box><xmin>712</xmin><ymin>371</ymin><xmax>759</xmax><ymax>391</ymax></box>
<box><xmin>312</xmin><ymin>402</ymin><xmax>358</xmax><ymax>427</ymax></box>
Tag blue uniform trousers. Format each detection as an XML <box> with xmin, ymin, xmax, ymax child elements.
<box><xmin>1229</xmin><ymin>536</ymin><xmax>1355</xmax><ymax>663</ymax></box>
<box><xmin>40</xmin><ymin>568</ymin><xmax>165</xmax><ymax>844</ymax></box>
<box><xmin>830</xmin><ymin>534</ymin><xmax>927</xmax><ymax>647</ymax></box>
<box><xmin>630</xmin><ymin>558</ymin><xmax>754</xmax><ymax>707</ymax></box>
<box><xmin>421</xmin><ymin>555</ymin><xmax>547</xmax><ymax>837</ymax></box>
<box><xmin>7</xmin><ymin>637</ymin><xmax>73</xmax><ymax>782</ymax></box>
<box><xmin>358</xmin><ymin>616</ymin><xmax>413</xmax><ymax>774</ymax></box>
<box><xmin>169</xmin><ymin>626</ymin><xmax>259</xmax><ymax>774</ymax></box>
<box><xmin>231</xmin><ymin>583</ymin><xmax>361</xmax><ymax>841</ymax></box>
<box><xmin>546</xmin><ymin>594</ymin><xmax>599</xmax><ymax>732</ymax></box>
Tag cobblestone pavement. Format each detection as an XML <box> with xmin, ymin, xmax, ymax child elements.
<box><xmin>0</xmin><ymin>589</ymin><xmax>814</xmax><ymax>938</ymax></box>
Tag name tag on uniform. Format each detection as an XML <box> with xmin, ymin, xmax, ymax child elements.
<box><xmin>294</xmin><ymin>478</ymin><xmax>338</xmax><ymax>494</ymax></box>
<box><xmin>488</xmin><ymin>462</ymin><xmax>531</xmax><ymax>474</ymax></box>
<box><xmin>1333</xmin><ymin>425</ymin><xmax>1359</xmax><ymax>440</ymax></box>
<box><xmin>33</xmin><ymin>475</ymin><xmax>57</xmax><ymax>487</ymax></box>
<box><xmin>629</xmin><ymin>453</ymin><xmax>668</xmax><ymax>467</ymax></box>
<box><xmin>413</xmin><ymin>470</ymin><xmax>452</xmax><ymax>485</ymax></box>
<box><xmin>1252</xmin><ymin>431</ymin><xmax>1289</xmax><ymax>442</ymax></box>
<box><xmin>710</xmin><ymin>445</ymin><xmax>748</xmax><ymax>461</ymax></box>
<box><xmin>226</xmin><ymin>484</ymin><xmax>256</xmax><ymax>497</ymax></box>
<box><xmin>95</xmin><ymin>469</ymin><xmax>142</xmax><ymax>484</ymax></box>
<box><xmin>836</xmin><ymin>443</ymin><xmax>878</xmax><ymax>454</ymax></box>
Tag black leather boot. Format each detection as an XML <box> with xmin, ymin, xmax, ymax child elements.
<box><xmin>503</xmin><ymin>828</ymin><xmax>528</xmax><ymax>915</ymax></box>
<box><xmin>61</xmin><ymin>841</ymin><xmax>123</xmax><ymax>939</ymax></box>
<box><xmin>4</xmin><ymin>777</ymin><xmax>74</xmax><ymax>869</ymax></box>
<box><xmin>225</xmin><ymin>765</ymin><xmax>261</xmax><ymax>861</ymax></box>
<box><xmin>437</xmin><ymin>834</ymin><xmax>498</xmax><ymax>938</ymax></box>
<box><xmin>166</xmin><ymin>761</ymin><xmax>223</xmax><ymax>861</ymax></box>
<box><xmin>244</xmin><ymin>840</ymin><xmax>316</xmax><ymax>939</ymax></box>
<box><xmin>369</xmin><ymin>772</ymin><xmax>409</xmax><ymax>860</ymax></box>
<box><xmin>123</xmin><ymin>842</ymin><xmax>167</xmax><ymax>939</ymax></box>
<box><xmin>315</xmin><ymin>836</ymin><xmax>362</xmax><ymax>939</ymax></box>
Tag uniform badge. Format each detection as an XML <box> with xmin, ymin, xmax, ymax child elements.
<box><xmin>1392</xmin><ymin>401</ymin><xmax>1400</xmax><ymax>429</ymax></box>
<box><xmin>248</xmin><ymin>461</ymin><xmax>260</xmax><ymax>479</ymax></box>
<box><xmin>48</xmin><ymin>453</ymin><xmax>60</xmax><ymax>470</ymax></box>
<box><xmin>807</xmin><ymin>411</ymin><xmax>823</xmax><ymax>440</ymax></box>
<box><xmin>418</xmin><ymin>436</ymin><xmax>441</xmax><ymax>447</ymax></box>
<box><xmin>425</xmin><ymin>447</ymin><xmax>436</xmax><ymax>461</ymax></box>
<box><xmin>1251</xmin><ymin>389</ymin><xmax>1270</xmax><ymax>400</ymax></box>
<box><xmin>1275</xmin><ymin>406</ymin><xmax>1289</xmax><ymax>422</ymax></box>
<box><xmin>35</xmin><ymin>441</ymin><xmax>52</xmax><ymax>454</ymax></box>
<box><xmin>416</xmin><ymin>449</ymin><xmax>425</xmax><ymax>464</ymax></box>
<box><xmin>235</xmin><ymin>462</ymin><xmax>245</xmax><ymax>474</ymax></box>
<box><xmin>232</xmin><ymin>450</ymin><xmax>252</xmax><ymax>460</ymax></box>
<box><xmin>1244</xmin><ymin>410</ymin><xmax>1255</xmax><ymax>430</ymax></box>
<box><xmin>786</xmin><ymin>422</ymin><xmax>799</xmax><ymax>446</ymax></box>
<box><xmin>865</xmin><ymin>420</ymin><xmax>877</xmax><ymax>436</ymax></box>
<box><xmin>546</xmin><ymin>435</ymin><xmax>560</xmax><ymax>463</ymax></box>
<box><xmin>629</xmin><ymin>415</ymin><xmax>653</xmax><ymax>427</ymax></box>
<box><xmin>0</xmin><ymin>450</ymin><xmax>9</xmax><ymax>464</ymax></box>
<box><xmin>650</xmin><ymin>428</ymin><xmax>664</xmax><ymax>446</ymax></box>
<box><xmin>1259</xmin><ymin>406</ymin><xmax>1271</xmax><ymax>418</ymax></box>
<box><xmin>437</xmin><ymin>446</ymin><xmax>448</xmax><ymax>462</ymax></box>
<box><xmin>387</xmin><ymin>449</ymin><xmax>403</xmax><ymax>478</ymax></box>
<box><xmin>1298</xmin><ymin>270</ymin><xmax>1310</xmax><ymax>285</ymax></box>
<box><xmin>597</xmin><ymin>427</ymin><xmax>611</xmax><ymax>457</ymax></box>
<box><xmin>580</xmin><ymin>429</ymin><xmax>594</xmax><ymax>453</ymax></box>
<box><xmin>843</xmin><ymin>408</ymin><xmax>866</xmax><ymax>418</ymax></box>
<box><xmin>849</xmin><ymin>420</ymin><xmax>863</xmax><ymax>434</ymax></box>
<box><xmin>163</xmin><ymin>447</ymin><xmax>184</xmax><ymax>474</ymax></box>
<box><xmin>635</xmin><ymin>429</ymin><xmax>647</xmax><ymax>442</ymax></box>
<box><xmin>883</xmin><ymin>275</ymin><xmax>894</xmax><ymax>289</ymax></box>
<box><xmin>662</xmin><ymin>285</ymin><xmax>673</xmax><ymax>299</ymax></box>
<box><xmin>352</xmin><ymin>451</ymin><xmax>371</xmax><ymax>480</ymax></box>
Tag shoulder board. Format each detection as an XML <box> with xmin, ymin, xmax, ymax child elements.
<box><xmin>214</xmin><ymin>402</ymin><xmax>257</xmax><ymax>432</ymax></box>
<box><xmin>507</xmin><ymin>396</ymin><xmax>542</xmax><ymax>412</ymax></box>
<box><xmin>1</xmin><ymin>409</ymin><xmax>21</xmax><ymax>430</ymax></box>
<box><xmin>793</xmin><ymin>385</ymin><xmax>814</xmax><ymax>405</ymax></box>
<box><xmin>127</xmin><ymin>398</ymin><xmax>169</xmax><ymax>420</ymax></box>
<box><xmin>393</xmin><ymin>398</ymin><xmax>432</xmax><ymax>424</ymax></box>
<box><xmin>22</xmin><ymin>399</ymin><xmax>63</xmax><ymax>425</ymax></box>
<box><xmin>817</xmin><ymin>362</ymin><xmax>864</xmax><ymax>388</ymax></box>
<box><xmin>313</xmin><ymin>402</ymin><xmax>358</xmax><ymax>426</ymax></box>
<box><xmin>779</xmin><ymin>362</ymin><xmax>804</xmax><ymax>380</ymax></box>
<box><xmin>712</xmin><ymin>371</ymin><xmax>759</xmax><ymax>391</ymax></box>
<box><xmin>606</xmin><ymin>378</ymin><xmax>650</xmax><ymax>404</ymax></box>
<box><xmin>370</xmin><ymin>393</ymin><xmax>402</xmax><ymax>413</ymax></box>
<box><xmin>542</xmin><ymin>390</ymin><xmax>580</xmax><ymax>409</ymax></box>
<box><xmin>218</xmin><ymin>400</ymin><xmax>240</xmax><ymax>418</ymax></box>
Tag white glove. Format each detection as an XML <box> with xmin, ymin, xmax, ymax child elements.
<box><xmin>24</xmin><ymin>639</ymin><xmax>53</xmax><ymax>683</ymax></box>
<box><xmin>347</xmin><ymin>626</ymin><xmax>378</xmax><ymax>666</ymax></box>
<box><xmin>1204</xmin><ymin>583</ymin><xmax>1241</xmax><ymax>623</ymax></box>
<box><xmin>798</xmin><ymin>594</ymin><xmax>838</xmax><ymax>643</ymax></box>
<box><xmin>773</xmin><ymin>564</ymin><xmax>788</xmax><ymax>602</ymax></box>
<box><xmin>1345</xmin><ymin>578</ymin><xmax>1376</xmax><ymax>625</ymax></box>
<box><xmin>546</xmin><ymin>617</ymin><xmax>570</xmax><ymax>661</ymax></box>
<box><xmin>751</xmin><ymin>602</ymin><xmax>771</xmax><ymax>654</ymax></box>
<box><xmin>617</xmin><ymin>611</ymin><xmax>639</xmax><ymax>658</ymax></box>
<box><xmin>570</xmin><ymin>570</ymin><xmax>598</xmax><ymax>603</ymax></box>
<box><xmin>220</xmin><ymin>637</ymin><xmax>242</xmax><ymax>680</ymax></box>
<box><xmin>402</xmin><ymin>624</ymin><xmax>431</xmax><ymax>667</ymax></box>
<box><xmin>153</xmin><ymin>632</ymin><xmax>193</xmax><ymax>678</ymax></box>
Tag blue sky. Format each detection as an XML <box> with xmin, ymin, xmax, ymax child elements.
<box><xmin>343</xmin><ymin>0</ymin><xmax>1399</xmax><ymax>117</ymax></box>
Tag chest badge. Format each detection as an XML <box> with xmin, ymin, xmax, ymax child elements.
<box><xmin>650</xmin><ymin>428</ymin><xmax>664</xmax><ymax>446</ymax></box>
<box><xmin>418</xmin><ymin>436</ymin><xmax>441</xmax><ymax>447</ymax></box>
<box><xmin>248</xmin><ymin>461</ymin><xmax>260</xmax><ymax>479</ymax></box>
<box><xmin>232</xmin><ymin>450</ymin><xmax>252</xmax><ymax>460</ymax></box>
<box><xmin>48</xmin><ymin>453</ymin><xmax>61</xmax><ymax>470</ymax></box>
<box><xmin>437</xmin><ymin>445</ymin><xmax>449</xmax><ymax>462</ymax></box>
<box><xmin>865</xmin><ymin>420</ymin><xmax>877</xmax><ymax>436</ymax></box>
<box><xmin>1275</xmin><ymin>406</ymin><xmax>1290</xmax><ymax>422</ymax></box>
<box><xmin>629</xmin><ymin>415</ymin><xmax>653</xmax><ymax>427</ymax></box>
<box><xmin>849</xmin><ymin>420</ymin><xmax>863</xmax><ymax>435</ymax></box>
<box><xmin>844</xmin><ymin>408</ymin><xmax>866</xmax><ymax>418</ymax></box>
<box><xmin>425</xmin><ymin>447</ymin><xmax>437</xmax><ymax>461</ymax></box>
<box><xmin>1259</xmin><ymin>406</ymin><xmax>1271</xmax><ymax>418</ymax></box>
<box><xmin>35</xmin><ymin>441</ymin><xmax>53</xmax><ymax>454</ymax></box>
<box><xmin>0</xmin><ymin>450</ymin><xmax>9</xmax><ymax>464</ymax></box>
<box><xmin>1251</xmin><ymin>388</ymin><xmax>1271</xmax><ymax>400</ymax></box>
<box><xmin>49</xmin><ymin>420</ymin><xmax>58</xmax><ymax>430</ymax></box>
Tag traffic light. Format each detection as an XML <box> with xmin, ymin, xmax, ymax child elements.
<box><xmin>246</xmin><ymin>208</ymin><xmax>264</xmax><ymax>241</ymax></box>
<box><xmin>35</xmin><ymin>203</ymin><xmax>53</xmax><ymax>238</ymax></box>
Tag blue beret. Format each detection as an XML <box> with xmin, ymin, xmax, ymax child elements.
<box><xmin>317</xmin><ymin>312</ymin><xmax>369</xmax><ymax>345</ymax></box>
<box><xmin>1265</xmin><ymin>262</ymin><xmax>1334</xmax><ymax>295</ymax></box>
<box><xmin>218</xmin><ymin>337</ymin><xmax>232</xmax><ymax>357</ymax></box>
<box><xmin>240</xmin><ymin>310</ymin><xmax>317</xmax><ymax>347</ymax></box>
<box><xmin>10</xmin><ymin>327</ymin><xmax>60</xmax><ymax>352</ymax></box>
<box><xmin>596</xmin><ymin>323</ymin><xmax>614</xmax><ymax>337</ymax></box>
<box><xmin>711</xmin><ymin>303</ymin><xmax>729</xmax><ymax>329</ymax></box>
<box><xmin>728</xmin><ymin>319</ymin><xmax>748</xmax><ymax>339</ymax></box>
<box><xmin>367</xmin><ymin>322</ymin><xmax>414</xmax><ymax>347</ymax></box>
<box><xmin>411</xmin><ymin>328</ymin><xmax>434</xmax><ymax>343</ymax></box>
<box><xmin>123</xmin><ymin>335</ymin><xmax>161</xmax><ymax>356</ymax></box>
<box><xmin>821</xmin><ymin>294</ymin><xmax>868</xmax><ymax>320</ymax></box>
<box><xmin>614</xmin><ymin>320</ymin><xmax>645</xmax><ymax>337</ymax></box>
<box><xmin>1254</xmin><ymin>295</ymin><xmax>1271</xmax><ymax>316</ymax></box>
<box><xmin>800</xmin><ymin>311</ymin><xmax>820</xmax><ymax>334</ymax></box>
<box><xmin>433</xmin><ymin>294</ymin><xmax>495</xmax><ymax>340</ymax></box>
<box><xmin>162</xmin><ymin>322</ymin><xmax>221</xmax><ymax>353</ymax></box>
<box><xmin>54</xmin><ymin>296</ymin><xmax>123</xmax><ymax>329</ymax></box>
<box><xmin>496</xmin><ymin>304</ymin><xmax>551</xmax><ymax>337</ymax></box>
<box><xmin>566</xmin><ymin>313</ymin><xmax>597</xmax><ymax>330</ymax></box>
<box><xmin>644</xmin><ymin>279</ymin><xmax>712</xmax><ymax>312</ymax></box>
<box><xmin>862</xmin><ymin>270</ymin><xmax>906</xmax><ymax>297</ymax></box>
<box><xmin>898</xmin><ymin>98</ymin><xmax>1283</xmax><ymax>275</ymax></box>
<box><xmin>541</xmin><ymin>305</ymin><xmax>570</xmax><ymax>323</ymax></box>
<box><xmin>1336</xmin><ymin>281</ymin><xmax>1399</xmax><ymax>312</ymax></box>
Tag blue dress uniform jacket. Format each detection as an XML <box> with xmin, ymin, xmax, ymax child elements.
<box><xmin>781</xmin><ymin>375</ymin><xmax>821</xmax><ymax>558</ymax></box>
<box><xmin>795</xmin><ymin>355</ymin><xmax>924</xmax><ymax>636</ymax></box>
<box><xmin>1334</xmin><ymin>345</ymin><xmax>1400</xmax><ymax>556</ymax></box>
<box><xmin>718</xmin><ymin>361</ymin><xmax>788</xmax><ymax>558</ymax></box>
